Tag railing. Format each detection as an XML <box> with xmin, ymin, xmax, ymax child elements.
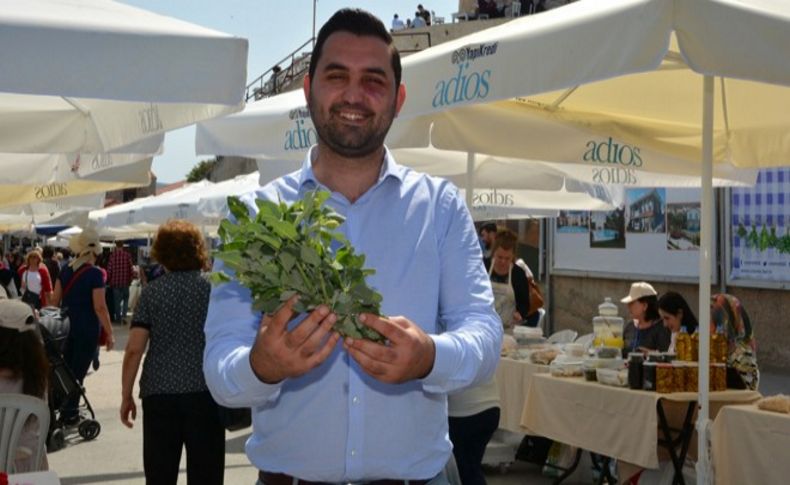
<box><xmin>245</xmin><ymin>37</ymin><xmax>315</xmax><ymax>102</ymax></box>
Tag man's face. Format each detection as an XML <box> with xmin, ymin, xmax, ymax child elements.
<box><xmin>305</xmin><ymin>32</ymin><xmax>406</xmax><ymax>159</ymax></box>
<box><xmin>481</xmin><ymin>229</ymin><xmax>495</xmax><ymax>246</ymax></box>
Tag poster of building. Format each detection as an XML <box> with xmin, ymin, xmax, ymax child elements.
<box><xmin>554</xmin><ymin>188</ymin><xmax>713</xmax><ymax>279</ymax></box>
<box><xmin>730</xmin><ymin>168</ymin><xmax>790</xmax><ymax>283</ymax></box>
<box><xmin>626</xmin><ymin>188</ymin><xmax>666</xmax><ymax>233</ymax></box>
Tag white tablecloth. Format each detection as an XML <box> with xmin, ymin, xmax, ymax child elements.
<box><xmin>712</xmin><ymin>403</ymin><xmax>790</xmax><ymax>485</ymax></box>
<box><xmin>494</xmin><ymin>357</ymin><xmax>549</xmax><ymax>433</ymax></box>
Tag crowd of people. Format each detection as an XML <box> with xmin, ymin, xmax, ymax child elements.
<box><xmin>391</xmin><ymin>4</ymin><xmax>434</xmax><ymax>31</ymax></box>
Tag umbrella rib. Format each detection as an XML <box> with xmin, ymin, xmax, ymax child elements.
<box><xmin>719</xmin><ymin>77</ymin><xmax>731</xmax><ymax>140</ymax></box>
<box><xmin>549</xmin><ymin>86</ymin><xmax>579</xmax><ymax>111</ymax></box>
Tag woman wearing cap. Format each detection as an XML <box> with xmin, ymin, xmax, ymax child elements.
<box><xmin>120</xmin><ymin>220</ymin><xmax>224</xmax><ymax>485</ymax></box>
<box><xmin>0</xmin><ymin>299</ymin><xmax>49</xmax><ymax>472</ymax></box>
<box><xmin>51</xmin><ymin>227</ymin><xmax>114</xmax><ymax>424</ymax></box>
<box><xmin>621</xmin><ymin>281</ymin><xmax>670</xmax><ymax>355</ymax></box>
<box><xmin>18</xmin><ymin>249</ymin><xmax>53</xmax><ymax>309</ymax></box>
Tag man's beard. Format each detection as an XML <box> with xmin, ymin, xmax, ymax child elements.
<box><xmin>308</xmin><ymin>94</ymin><xmax>396</xmax><ymax>159</ymax></box>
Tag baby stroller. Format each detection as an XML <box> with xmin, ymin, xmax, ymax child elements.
<box><xmin>38</xmin><ymin>307</ymin><xmax>101</xmax><ymax>451</ymax></box>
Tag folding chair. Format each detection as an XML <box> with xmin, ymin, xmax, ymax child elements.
<box><xmin>0</xmin><ymin>393</ymin><xmax>50</xmax><ymax>473</ymax></box>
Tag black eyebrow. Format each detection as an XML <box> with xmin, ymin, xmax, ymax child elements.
<box><xmin>322</xmin><ymin>62</ymin><xmax>387</xmax><ymax>78</ymax></box>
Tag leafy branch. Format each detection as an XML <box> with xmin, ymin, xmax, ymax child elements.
<box><xmin>211</xmin><ymin>189</ymin><xmax>385</xmax><ymax>343</ymax></box>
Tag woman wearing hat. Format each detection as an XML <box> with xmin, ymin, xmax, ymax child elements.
<box><xmin>621</xmin><ymin>281</ymin><xmax>670</xmax><ymax>355</ymax></box>
<box><xmin>51</xmin><ymin>227</ymin><xmax>114</xmax><ymax>424</ymax></box>
<box><xmin>0</xmin><ymin>299</ymin><xmax>49</xmax><ymax>472</ymax></box>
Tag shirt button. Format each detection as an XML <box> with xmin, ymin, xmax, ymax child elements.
<box><xmin>352</xmin><ymin>396</ymin><xmax>359</xmax><ymax>404</ymax></box>
<box><xmin>351</xmin><ymin>449</ymin><xmax>356</xmax><ymax>456</ymax></box>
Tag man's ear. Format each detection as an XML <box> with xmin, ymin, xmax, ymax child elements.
<box><xmin>394</xmin><ymin>83</ymin><xmax>407</xmax><ymax>117</ymax></box>
<box><xmin>303</xmin><ymin>75</ymin><xmax>311</xmax><ymax>104</ymax></box>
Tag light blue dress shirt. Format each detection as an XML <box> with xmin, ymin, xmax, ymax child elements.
<box><xmin>203</xmin><ymin>147</ymin><xmax>502</xmax><ymax>482</ymax></box>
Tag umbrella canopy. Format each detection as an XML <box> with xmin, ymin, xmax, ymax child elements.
<box><xmin>0</xmin><ymin>134</ymin><xmax>162</xmax><ymax>208</ymax></box>
<box><xmin>92</xmin><ymin>179</ymin><xmax>215</xmax><ymax>236</ymax></box>
<box><xmin>0</xmin><ymin>192</ymin><xmax>103</xmax><ymax>232</ymax></box>
<box><xmin>0</xmin><ymin>0</ymin><xmax>248</xmax><ymax>153</ymax></box>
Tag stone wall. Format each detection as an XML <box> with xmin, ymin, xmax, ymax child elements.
<box><xmin>549</xmin><ymin>274</ymin><xmax>790</xmax><ymax>370</ymax></box>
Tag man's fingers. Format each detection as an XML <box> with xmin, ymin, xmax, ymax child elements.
<box><xmin>263</xmin><ymin>295</ymin><xmax>299</xmax><ymax>335</ymax></box>
<box><xmin>345</xmin><ymin>344</ymin><xmax>394</xmax><ymax>379</ymax></box>
<box><xmin>306</xmin><ymin>332</ymin><xmax>341</xmax><ymax>366</ymax></box>
<box><xmin>289</xmin><ymin>305</ymin><xmax>333</xmax><ymax>348</ymax></box>
<box><xmin>358</xmin><ymin>313</ymin><xmax>405</xmax><ymax>341</ymax></box>
<box><xmin>344</xmin><ymin>336</ymin><xmax>398</xmax><ymax>363</ymax></box>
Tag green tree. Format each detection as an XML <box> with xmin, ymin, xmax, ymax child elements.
<box><xmin>186</xmin><ymin>158</ymin><xmax>217</xmax><ymax>182</ymax></box>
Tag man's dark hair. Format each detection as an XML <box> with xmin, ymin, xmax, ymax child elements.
<box><xmin>480</xmin><ymin>222</ymin><xmax>497</xmax><ymax>234</ymax></box>
<box><xmin>639</xmin><ymin>295</ymin><xmax>661</xmax><ymax>322</ymax></box>
<box><xmin>42</xmin><ymin>246</ymin><xmax>54</xmax><ymax>259</ymax></box>
<box><xmin>309</xmin><ymin>8</ymin><xmax>402</xmax><ymax>89</ymax></box>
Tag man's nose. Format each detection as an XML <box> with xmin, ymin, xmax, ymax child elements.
<box><xmin>340</xmin><ymin>78</ymin><xmax>365</xmax><ymax>104</ymax></box>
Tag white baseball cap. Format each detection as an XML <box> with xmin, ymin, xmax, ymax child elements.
<box><xmin>0</xmin><ymin>299</ymin><xmax>36</xmax><ymax>332</ymax></box>
<box><xmin>620</xmin><ymin>281</ymin><xmax>657</xmax><ymax>304</ymax></box>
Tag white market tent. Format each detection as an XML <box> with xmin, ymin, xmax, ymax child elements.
<box><xmin>0</xmin><ymin>192</ymin><xmax>103</xmax><ymax>233</ymax></box>
<box><xmin>0</xmin><ymin>0</ymin><xmax>248</xmax><ymax>153</ymax></box>
<box><xmin>197</xmin><ymin>1</ymin><xmax>790</xmax><ymax>481</ymax></box>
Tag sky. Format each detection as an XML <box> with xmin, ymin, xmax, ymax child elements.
<box><xmin>120</xmin><ymin>0</ymin><xmax>459</xmax><ymax>183</ymax></box>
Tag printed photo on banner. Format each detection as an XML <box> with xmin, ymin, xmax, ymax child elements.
<box><xmin>666</xmin><ymin>202</ymin><xmax>701</xmax><ymax>251</ymax></box>
<box><xmin>557</xmin><ymin>210</ymin><xmax>589</xmax><ymax>234</ymax></box>
<box><xmin>626</xmin><ymin>188</ymin><xmax>666</xmax><ymax>233</ymax></box>
<box><xmin>589</xmin><ymin>204</ymin><xmax>625</xmax><ymax>249</ymax></box>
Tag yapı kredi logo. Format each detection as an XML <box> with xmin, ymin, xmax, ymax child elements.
<box><xmin>432</xmin><ymin>42</ymin><xmax>498</xmax><ymax>108</ymax></box>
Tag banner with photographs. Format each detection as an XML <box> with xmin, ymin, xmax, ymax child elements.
<box><xmin>554</xmin><ymin>188</ymin><xmax>714</xmax><ymax>279</ymax></box>
<box><xmin>730</xmin><ymin>168</ymin><xmax>790</xmax><ymax>283</ymax></box>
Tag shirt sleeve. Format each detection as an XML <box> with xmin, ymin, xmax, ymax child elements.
<box><xmin>39</xmin><ymin>267</ymin><xmax>52</xmax><ymax>293</ymax></box>
<box><xmin>203</xmin><ymin>194</ymin><xmax>284</xmax><ymax>407</ymax></box>
<box><xmin>132</xmin><ymin>284</ymin><xmax>152</xmax><ymax>327</ymax></box>
<box><xmin>511</xmin><ymin>264</ymin><xmax>530</xmax><ymax>319</ymax></box>
<box><xmin>421</xmin><ymin>183</ymin><xmax>503</xmax><ymax>394</ymax></box>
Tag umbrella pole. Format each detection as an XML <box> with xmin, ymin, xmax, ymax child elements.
<box><xmin>696</xmin><ymin>74</ymin><xmax>714</xmax><ymax>485</ymax></box>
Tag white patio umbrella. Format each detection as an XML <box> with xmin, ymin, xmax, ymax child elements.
<box><xmin>0</xmin><ymin>0</ymin><xmax>248</xmax><ymax>153</ymax></box>
<box><xmin>0</xmin><ymin>192</ymin><xmax>103</xmax><ymax>232</ymax></box>
<box><xmin>92</xmin><ymin>179</ymin><xmax>215</xmax><ymax>236</ymax></box>
<box><xmin>0</xmin><ymin>138</ymin><xmax>160</xmax><ymax>208</ymax></box>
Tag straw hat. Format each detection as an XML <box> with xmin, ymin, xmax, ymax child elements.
<box><xmin>620</xmin><ymin>281</ymin><xmax>657</xmax><ymax>304</ymax></box>
<box><xmin>0</xmin><ymin>299</ymin><xmax>36</xmax><ymax>332</ymax></box>
<box><xmin>69</xmin><ymin>226</ymin><xmax>102</xmax><ymax>269</ymax></box>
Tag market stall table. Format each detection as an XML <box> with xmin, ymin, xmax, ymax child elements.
<box><xmin>494</xmin><ymin>357</ymin><xmax>549</xmax><ymax>433</ymax></box>
<box><xmin>521</xmin><ymin>374</ymin><xmax>760</xmax><ymax>484</ymax></box>
<box><xmin>711</xmin><ymin>404</ymin><xmax>790</xmax><ymax>485</ymax></box>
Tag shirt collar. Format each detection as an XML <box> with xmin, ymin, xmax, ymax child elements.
<box><xmin>297</xmin><ymin>145</ymin><xmax>406</xmax><ymax>192</ymax></box>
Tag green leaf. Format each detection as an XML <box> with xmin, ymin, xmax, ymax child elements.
<box><xmin>300</xmin><ymin>243</ymin><xmax>321</xmax><ymax>266</ymax></box>
<box><xmin>278</xmin><ymin>251</ymin><xmax>296</xmax><ymax>272</ymax></box>
<box><xmin>227</xmin><ymin>196</ymin><xmax>251</xmax><ymax>222</ymax></box>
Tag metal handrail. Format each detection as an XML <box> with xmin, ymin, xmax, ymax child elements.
<box><xmin>245</xmin><ymin>37</ymin><xmax>315</xmax><ymax>102</ymax></box>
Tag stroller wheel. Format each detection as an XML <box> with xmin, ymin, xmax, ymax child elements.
<box><xmin>78</xmin><ymin>419</ymin><xmax>101</xmax><ymax>440</ymax></box>
<box><xmin>47</xmin><ymin>428</ymin><xmax>65</xmax><ymax>452</ymax></box>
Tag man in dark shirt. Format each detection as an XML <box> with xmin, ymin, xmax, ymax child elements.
<box><xmin>42</xmin><ymin>246</ymin><xmax>60</xmax><ymax>288</ymax></box>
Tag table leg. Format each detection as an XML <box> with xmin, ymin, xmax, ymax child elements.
<box><xmin>656</xmin><ymin>400</ymin><xmax>696</xmax><ymax>485</ymax></box>
<box><xmin>549</xmin><ymin>448</ymin><xmax>582</xmax><ymax>485</ymax></box>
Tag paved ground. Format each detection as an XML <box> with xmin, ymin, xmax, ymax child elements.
<box><xmin>46</xmin><ymin>324</ymin><xmax>787</xmax><ymax>484</ymax></box>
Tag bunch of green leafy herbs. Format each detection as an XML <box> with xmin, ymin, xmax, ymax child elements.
<box><xmin>211</xmin><ymin>189</ymin><xmax>385</xmax><ymax>343</ymax></box>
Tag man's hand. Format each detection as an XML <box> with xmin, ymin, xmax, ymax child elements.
<box><xmin>249</xmin><ymin>296</ymin><xmax>340</xmax><ymax>384</ymax></box>
<box><xmin>343</xmin><ymin>314</ymin><xmax>435</xmax><ymax>384</ymax></box>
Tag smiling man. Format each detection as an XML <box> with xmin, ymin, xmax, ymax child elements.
<box><xmin>203</xmin><ymin>9</ymin><xmax>502</xmax><ymax>485</ymax></box>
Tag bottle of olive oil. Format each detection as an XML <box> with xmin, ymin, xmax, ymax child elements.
<box><xmin>675</xmin><ymin>326</ymin><xmax>692</xmax><ymax>361</ymax></box>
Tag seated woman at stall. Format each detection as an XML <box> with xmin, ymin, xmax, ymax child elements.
<box><xmin>483</xmin><ymin>228</ymin><xmax>531</xmax><ymax>329</ymax></box>
<box><xmin>620</xmin><ymin>281</ymin><xmax>670</xmax><ymax>355</ymax></box>
<box><xmin>657</xmin><ymin>291</ymin><xmax>699</xmax><ymax>353</ymax></box>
